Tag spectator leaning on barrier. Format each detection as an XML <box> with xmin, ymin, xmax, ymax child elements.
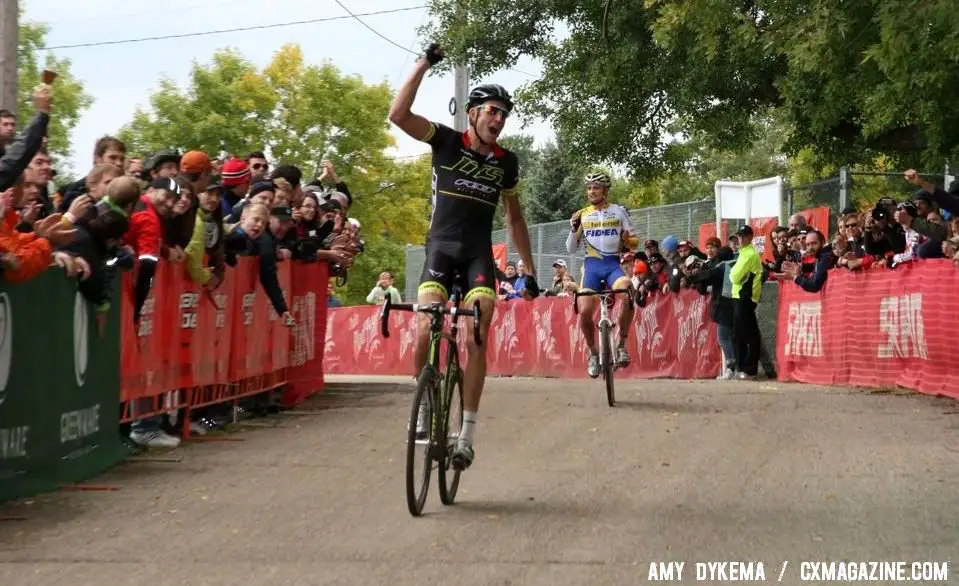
<box><xmin>218</xmin><ymin>157</ymin><xmax>252</xmax><ymax>216</ymax></box>
<box><xmin>1</xmin><ymin>183</ymin><xmax>76</xmax><ymax>282</ymax></box>
<box><xmin>224</xmin><ymin>203</ymin><xmax>293</xmax><ymax>324</ymax></box>
<box><xmin>781</xmin><ymin>230</ymin><xmax>829</xmax><ymax>293</ymax></box>
<box><xmin>688</xmin><ymin>237</ymin><xmax>737</xmax><ymax>379</ymax></box>
<box><xmin>159</xmin><ymin>176</ymin><xmax>196</xmax><ymax>264</ymax></box>
<box><xmin>728</xmin><ymin>224</ymin><xmax>763</xmax><ymax>380</ymax></box>
<box><xmin>125</xmin><ymin>177</ymin><xmax>182</xmax><ymax>323</ymax></box>
<box><xmin>185</xmin><ymin>182</ymin><xmax>225</xmax><ymax>290</ymax></box>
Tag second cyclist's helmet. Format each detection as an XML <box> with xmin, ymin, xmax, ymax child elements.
<box><xmin>585</xmin><ymin>171</ymin><xmax>611</xmax><ymax>187</ymax></box>
<box><xmin>467</xmin><ymin>84</ymin><xmax>514</xmax><ymax>112</ymax></box>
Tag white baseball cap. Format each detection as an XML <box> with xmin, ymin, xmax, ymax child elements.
<box><xmin>552</xmin><ymin>259</ymin><xmax>568</xmax><ymax>268</ymax></box>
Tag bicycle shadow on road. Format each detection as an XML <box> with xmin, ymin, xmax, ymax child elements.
<box><xmin>610</xmin><ymin>400</ymin><xmax>720</xmax><ymax>415</ymax></box>
<box><xmin>452</xmin><ymin>498</ymin><xmax>594</xmax><ymax>518</ymax></box>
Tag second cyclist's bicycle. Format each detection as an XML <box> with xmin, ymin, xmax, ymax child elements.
<box><xmin>573</xmin><ymin>285</ymin><xmax>632</xmax><ymax>407</ymax></box>
<box><xmin>380</xmin><ymin>286</ymin><xmax>482</xmax><ymax>517</ymax></box>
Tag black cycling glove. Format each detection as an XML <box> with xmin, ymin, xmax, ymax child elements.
<box><xmin>425</xmin><ymin>43</ymin><xmax>444</xmax><ymax>66</ymax></box>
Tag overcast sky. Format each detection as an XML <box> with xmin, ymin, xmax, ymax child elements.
<box><xmin>22</xmin><ymin>0</ymin><xmax>554</xmax><ymax>173</ymax></box>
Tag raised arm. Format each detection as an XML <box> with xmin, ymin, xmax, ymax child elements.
<box><xmin>388</xmin><ymin>44</ymin><xmax>444</xmax><ymax>142</ymax></box>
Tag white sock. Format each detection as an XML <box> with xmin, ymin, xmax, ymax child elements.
<box><xmin>460</xmin><ymin>411</ymin><xmax>478</xmax><ymax>444</ymax></box>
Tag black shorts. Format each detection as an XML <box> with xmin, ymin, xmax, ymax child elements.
<box><xmin>418</xmin><ymin>239</ymin><xmax>496</xmax><ymax>303</ymax></box>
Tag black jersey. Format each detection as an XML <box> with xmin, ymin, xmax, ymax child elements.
<box><xmin>421</xmin><ymin>122</ymin><xmax>520</xmax><ymax>245</ymax></box>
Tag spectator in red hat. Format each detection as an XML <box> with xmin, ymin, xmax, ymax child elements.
<box><xmin>218</xmin><ymin>157</ymin><xmax>251</xmax><ymax>216</ymax></box>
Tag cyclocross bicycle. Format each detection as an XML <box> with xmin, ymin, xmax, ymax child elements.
<box><xmin>573</xmin><ymin>285</ymin><xmax>632</xmax><ymax>407</ymax></box>
<box><xmin>380</xmin><ymin>287</ymin><xmax>482</xmax><ymax>517</ymax></box>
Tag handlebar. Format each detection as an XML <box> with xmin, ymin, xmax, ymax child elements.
<box><xmin>379</xmin><ymin>294</ymin><xmax>483</xmax><ymax>347</ymax></box>
<box><xmin>572</xmin><ymin>288</ymin><xmax>632</xmax><ymax>315</ymax></box>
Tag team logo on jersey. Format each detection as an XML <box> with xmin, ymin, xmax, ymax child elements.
<box><xmin>429</xmin><ymin>269</ymin><xmax>445</xmax><ymax>278</ymax></box>
<box><xmin>442</xmin><ymin>156</ymin><xmax>506</xmax><ymax>187</ymax></box>
<box><xmin>454</xmin><ymin>178</ymin><xmax>497</xmax><ymax>195</ymax></box>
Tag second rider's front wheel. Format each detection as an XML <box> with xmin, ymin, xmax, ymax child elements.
<box><xmin>600</xmin><ymin>323</ymin><xmax>616</xmax><ymax>407</ymax></box>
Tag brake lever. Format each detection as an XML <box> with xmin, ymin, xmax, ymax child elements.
<box><xmin>472</xmin><ymin>301</ymin><xmax>483</xmax><ymax>347</ymax></box>
<box><xmin>380</xmin><ymin>295</ymin><xmax>391</xmax><ymax>338</ymax></box>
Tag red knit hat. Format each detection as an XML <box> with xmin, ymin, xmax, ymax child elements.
<box><xmin>220</xmin><ymin>157</ymin><xmax>251</xmax><ymax>187</ymax></box>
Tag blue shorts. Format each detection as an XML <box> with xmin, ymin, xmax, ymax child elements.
<box><xmin>581</xmin><ymin>255</ymin><xmax>628</xmax><ymax>292</ymax></box>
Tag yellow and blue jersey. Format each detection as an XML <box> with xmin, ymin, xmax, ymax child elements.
<box><xmin>565</xmin><ymin>203</ymin><xmax>635</xmax><ymax>290</ymax></box>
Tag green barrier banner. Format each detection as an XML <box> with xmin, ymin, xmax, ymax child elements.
<box><xmin>0</xmin><ymin>270</ymin><xmax>126</xmax><ymax>503</ymax></box>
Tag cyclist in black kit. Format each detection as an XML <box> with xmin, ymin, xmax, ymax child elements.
<box><xmin>388</xmin><ymin>43</ymin><xmax>536</xmax><ymax>470</ymax></box>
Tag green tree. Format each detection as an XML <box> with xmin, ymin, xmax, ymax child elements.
<box><xmin>425</xmin><ymin>0</ymin><xmax>959</xmax><ymax>176</ymax></box>
<box><xmin>520</xmin><ymin>140</ymin><xmax>585</xmax><ymax>224</ymax></box>
<box><xmin>118</xmin><ymin>44</ymin><xmax>394</xmax><ymax>173</ymax></box>
<box><xmin>335</xmin><ymin>155</ymin><xmax>433</xmax><ymax>305</ymax></box>
<box><xmin>16</xmin><ymin>20</ymin><xmax>92</xmax><ymax>165</ymax></box>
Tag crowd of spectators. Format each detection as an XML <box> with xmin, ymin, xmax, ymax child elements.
<box><xmin>0</xmin><ymin>85</ymin><xmax>365</xmax><ymax>449</ymax></box>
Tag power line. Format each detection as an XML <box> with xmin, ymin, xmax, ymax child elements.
<box><xmin>332</xmin><ymin>0</ymin><xmax>536</xmax><ymax>79</ymax></box>
<box><xmin>37</xmin><ymin>6</ymin><xmax>427</xmax><ymax>51</ymax></box>
<box><xmin>333</xmin><ymin>0</ymin><xmax>418</xmax><ymax>56</ymax></box>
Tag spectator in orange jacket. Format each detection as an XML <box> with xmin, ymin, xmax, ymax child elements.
<box><xmin>0</xmin><ymin>186</ymin><xmax>76</xmax><ymax>281</ymax></box>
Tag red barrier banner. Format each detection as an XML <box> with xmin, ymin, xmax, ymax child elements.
<box><xmin>284</xmin><ymin>261</ymin><xmax>329</xmax><ymax>407</ymax></box>
<box><xmin>120</xmin><ymin>259</ymin><xmax>329</xmax><ymax>407</ymax></box>
<box><xmin>120</xmin><ymin>262</ymin><xmax>175</xmax><ymax>402</ymax></box>
<box><xmin>777</xmin><ymin>260</ymin><xmax>959</xmax><ymax>398</ymax></box>
<box><xmin>323</xmin><ymin>289</ymin><xmax>722</xmax><ymax>379</ymax></box>
<box><xmin>492</xmin><ymin>243</ymin><xmax>507</xmax><ymax>272</ymax></box>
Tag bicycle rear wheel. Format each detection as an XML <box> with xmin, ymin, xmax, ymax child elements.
<box><xmin>406</xmin><ymin>368</ymin><xmax>435</xmax><ymax>516</ymax></box>
<box><xmin>599</xmin><ymin>322</ymin><xmax>616</xmax><ymax>407</ymax></box>
<box><xmin>438</xmin><ymin>364</ymin><xmax>464</xmax><ymax>505</ymax></box>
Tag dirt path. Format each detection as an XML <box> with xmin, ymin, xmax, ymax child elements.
<box><xmin>1</xmin><ymin>376</ymin><xmax>957</xmax><ymax>585</ymax></box>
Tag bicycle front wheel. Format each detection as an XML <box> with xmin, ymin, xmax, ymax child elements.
<box><xmin>406</xmin><ymin>368</ymin><xmax>435</xmax><ymax>516</ymax></box>
<box><xmin>438</xmin><ymin>365</ymin><xmax>464</xmax><ymax>505</ymax></box>
<box><xmin>600</xmin><ymin>322</ymin><xmax>616</xmax><ymax>407</ymax></box>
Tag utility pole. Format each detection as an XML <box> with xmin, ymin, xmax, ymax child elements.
<box><xmin>0</xmin><ymin>0</ymin><xmax>18</xmax><ymax>114</ymax></box>
<box><xmin>452</xmin><ymin>63</ymin><xmax>469</xmax><ymax>132</ymax></box>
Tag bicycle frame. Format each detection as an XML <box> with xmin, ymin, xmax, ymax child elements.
<box><xmin>573</xmin><ymin>287</ymin><xmax>632</xmax><ymax>370</ymax></box>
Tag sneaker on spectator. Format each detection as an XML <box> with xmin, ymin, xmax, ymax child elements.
<box><xmin>716</xmin><ymin>368</ymin><xmax>735</xmax><ymax>380</ymax></box>
<box><xmin>129</xmin><ymin>429</ymin><xmax>181</xmax><ymax>449</ymax></box>
<box><xmin>189</xmin><ymin>421</ymin><xmax>209</xmax><ymax>436</ymax></box>
<box><xmin>735</xmin><ymin>372</ymin><xmax>756</xmax><ymax>381</ymax></box>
